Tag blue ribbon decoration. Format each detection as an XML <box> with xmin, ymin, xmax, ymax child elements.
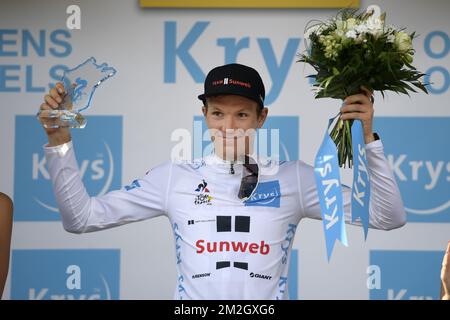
<box><xmin>351</xmin><ymin>120</ymin><xmax>371</xmax><ymax>239</ymax></box>
<box><xmin>314</xmin><ymin>115</ymin><xmax>348</xmax><ymax>261</ymax></box>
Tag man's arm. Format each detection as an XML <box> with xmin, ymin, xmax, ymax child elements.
<box><xmin>298</xmin><ymin>139</ymin><xmax>406</xmax><ymax>230</ymax></box>
<box><xmin>45</xmin><ymin>142</ymin><xmax>172</xmax><ymax>233</ymax></box>
<box><xmin>298</xmin><ymin>88</ymin><xmax>406</xmax><ymax>229</ymax></box>
<box><xmin>39</xmin><ymin>83</ymin><xmax>172</xmax><ymax>233</ymax></box>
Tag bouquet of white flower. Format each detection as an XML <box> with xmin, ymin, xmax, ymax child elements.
<box><xmin>299</xmin><ymin>7</ymin><xmax>428</xmax><ymax>167</ymax></box>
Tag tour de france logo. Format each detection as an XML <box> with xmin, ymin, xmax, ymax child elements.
<box><xmin>194</xmin><ymin>179</ymin><xmax>213</xmax><ymax>205</ymax></box>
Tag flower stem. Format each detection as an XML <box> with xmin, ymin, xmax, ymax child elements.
<box><xmin>330</xmin><ymin>118</ymin><xmax>353</xmax><ymax>168</ymax></box>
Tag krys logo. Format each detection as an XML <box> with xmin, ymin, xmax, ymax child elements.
<box><xmin>370</xmin><ymin>250</ymin><xmax>443</xmax><ymax>300</ymax></box>
<box><xmin>14</xmin><ymin>115</ymin><xmax>122</xmax><ymax>221</ymax></box>
<box><xmin>374</xmin><ymin>117</ymin><xmax>450</xmax><ymax>222</ymax></box>
<box><xmin>11</xmin><ymin>249</ymin><xmax>120</xmax><ymax>300</ymax></box>
<box><xmin>245</xmin><ymin>180</ymin><xmax>281</xmax><ymax>208</ymax></box>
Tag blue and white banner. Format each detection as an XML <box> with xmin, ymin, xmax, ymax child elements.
<box><xmin>351</xmin><ymin>119</ymin><xmax>371</xmax><ymax>238</ymax></box>
<box><xmin>314</xmin><ymin>116</ymin><xmax>371</xmax><ymax>259</ymax></box>
<box><xmin>11</xmin><ymin>249</ymin><xmax>120</xmax><ymax>300</ymax></box>
<box><xmin>314</xmin><ymin>116</ymin><xmax>348</xmax><ymax>260</ymax></box>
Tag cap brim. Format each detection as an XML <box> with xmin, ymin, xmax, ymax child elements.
<box><xmin>197</xmin><ymin>92</ymin><xmax>263</xmax><ymax>107</ymax></box>
<box><xmin>197</xmin><ymin>93</ymin><xmax>207</xmax><ymax>102</ymax></box>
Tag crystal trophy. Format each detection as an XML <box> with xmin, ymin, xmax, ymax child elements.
<box><xmin>38</xmin><ymin>57</ymin><xmax>117</xmax><ymax>128</ymax></box>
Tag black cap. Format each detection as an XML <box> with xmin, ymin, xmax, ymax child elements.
<box><xmin>198</xmin><ymin>63</ymin><xmax>265</xmax><ymax>108</ymax></box>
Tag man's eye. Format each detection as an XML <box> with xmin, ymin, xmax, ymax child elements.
<box><xmin>212</xmin><ymin>111</ymin><xmax>223</xmax><ymax>117</ymax></box>
<box><xmin>238</xmin><ymin>113</ymin><xmax>248</xmax><ymax>118</ymax></box>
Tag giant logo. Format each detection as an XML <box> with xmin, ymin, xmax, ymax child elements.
<box><xmin>11</xmin><ymin>249</ymin><xmax>120</xmax><ymax>300</ymax></box>
<box><xmin>193</xmin><ymin>115</ymin><xmax>299</xmax><ymax>161</ymax></box>
<box><xmin>374</xmin><ymin>117</ymin><xmax>450</xmax><ymax>222</ymax></box>
<box><xmin>14</xmin><ymin>115</ymin><xmax>122</xmax><ymax>221</ymax></box>
<box><xmin>370</xmin><ymin>250</ymin><xmax>443</xmax><ymax>300</ymax></box>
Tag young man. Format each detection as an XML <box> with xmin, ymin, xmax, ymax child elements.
<box><xmin>39</xmin><ymin>63</ymin><xmax>406</xmax><ymax>299</ymax></box>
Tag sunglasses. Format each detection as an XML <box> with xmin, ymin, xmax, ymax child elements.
<box><xmin>238</xmin><ymin>157</ymin><xmax>259</xmax><ymax>200</ymax></box>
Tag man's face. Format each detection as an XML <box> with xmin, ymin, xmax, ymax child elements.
<box><xmin>202</xmin><ymin>94</ymin><xmax>268</xmax><ymax>161</ymax></box>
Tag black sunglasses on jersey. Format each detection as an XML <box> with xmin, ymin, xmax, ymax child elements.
<box><xmin>238</xmin><ymin>158</ymin><xmax>259</xmax><ymax>200</ymax></box>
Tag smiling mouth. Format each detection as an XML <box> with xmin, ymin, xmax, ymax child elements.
<box><xmin>221</xmin><ymin>136</ymin><xmax>246</xmax><ymax>145</ymax></box>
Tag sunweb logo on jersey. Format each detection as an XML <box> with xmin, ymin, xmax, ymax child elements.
<box><xmin>374</xmin><ymin>117</ymin><xmax>450</xmax><ymax>222</ymax></box>
<box><xmin>14</xmin><ymin>115</ymin><xmax>122</xmax><ymax>221</ymax></box>
<box><xmin>196</xmin><ymin>215</ymin><xmax>268</xmax><ymax>271</ymax></box>
<box><xmin>11</xmin><ymin>249</ymin><xmax>120</xmax><ymax>300</ymax></box>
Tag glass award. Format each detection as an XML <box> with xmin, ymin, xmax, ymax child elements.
<box><xmin>37</xmin><ymin>57</ymin><xmax>117</xmax><ymax>128</ymax></box>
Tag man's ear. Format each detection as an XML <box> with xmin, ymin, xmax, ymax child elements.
<box><xmin>257</xmin><ymin>107</ymin><xmax>269</xmax><ymax>128</ymax></box>
<box><xmin>202</xmin><ymin>106</ymin><xmax>207</xmax><ymax>117</ymax></box>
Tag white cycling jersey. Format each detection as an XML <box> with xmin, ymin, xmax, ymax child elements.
<box><xmin>44</xmin><ymin>139</ymin><xmax>405</xmax><ymax>300</ymax></box>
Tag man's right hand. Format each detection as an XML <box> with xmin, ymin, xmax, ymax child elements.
<box><xmin>39</xmin><ymin>82</ymin><xmax>72</xmax><ymax>147</ymax></box>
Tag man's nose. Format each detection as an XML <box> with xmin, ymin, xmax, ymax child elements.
<box><xmin>222</xmin><ymin>115</ymin><xmax>236</xmax><ymax>132</ymax></box>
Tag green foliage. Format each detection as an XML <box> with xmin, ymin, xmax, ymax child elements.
<box><xmin>298</xmin><ymin>9</ymin><xmax>428</xmax><ymax>167</ymax></box>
